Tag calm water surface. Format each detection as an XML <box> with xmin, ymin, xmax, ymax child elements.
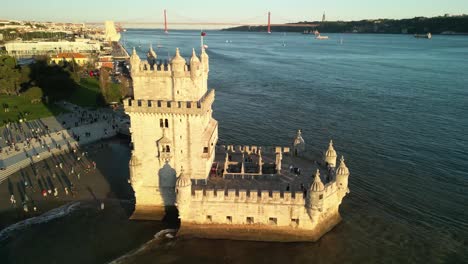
<box><xmin>2</xmin><ymin>30</ymin><xmax>468</xmax><ymax>263</ymax></box>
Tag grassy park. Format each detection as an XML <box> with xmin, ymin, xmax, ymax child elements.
<box><xmin>0</xmin><ymin>55</ymin><xmax>128</xmax><ymax>125</ymax></box>
<box><xmin>0</xmin><ymin>94</ymin><xmax>67</xmax><ymax>124</ymax></box>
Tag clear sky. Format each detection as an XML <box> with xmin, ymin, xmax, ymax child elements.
<box><xmin>1</xmin><ymin>0</ymin><xmax>467</xmax><ymax>24</ymax></box>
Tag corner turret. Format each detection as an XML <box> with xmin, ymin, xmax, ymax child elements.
<box><xmin>200</xmin><ymin>47</ymin><xmax>209</xmax><ymax>73</ymax></box>
<box><xmin>324</xmin><ymin>140</ymin><xmax>337</xmax><ymax>167</ymax></box>
<box><xmin>147</xmin><ymin>44</ymin><xmax>157</xmax><ymax>66</ymax></box>
<box><xmin>171</xmin><ymin>48</ymin><xmax>186</xmax><ymax>72</ymax></box>
<box><xmin>336</xmin><ymin>156</ymin><xmax>350</xmax><ymax>197</ymax></box>
<box><xmin>175</xmin><ymin>169</ymin><xmax>192</xmax><ymax>218</ymax></box>
<box><xmin>308</xmin><ymin>169</ymin><xmax>325</xmax><ymax>216</ymax></box>
<box><xmin>190</xmin><ymin>48</ymin><xmax>201</xmax><ymax>78</ymax></box>
<box><xmin>130</xmin><ymin>47</ymin><xmax>141</xmax><ymax>72</ymax></box>
<box><xmin>292</xmin><ymin>129</ymin><xmax>306</xmax><ymax>156</ymax></box>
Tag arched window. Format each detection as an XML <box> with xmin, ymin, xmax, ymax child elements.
<box><xmin>160</xmin><ymin>119</ymin><xmax>164</xmax><ymax>128</ymax></box>
<box><xmin>165</xmin><ymin>119</ymin><xmax>169</xmax><ymax>128</ymax></box>
<box><xmin>166</xmin><ymin>145</ymin><xmax>170</xmax><ymax>152</ymax></box>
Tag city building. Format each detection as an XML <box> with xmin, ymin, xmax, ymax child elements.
<box><xmin>4</xmin><ymin>40</ymin><xmax>100</xmax><ymax>57</ymax></box>
<box><xmin>50</xmin><ymin>52</ymin><xmax>89</xmax><ymax>66</ymax></box>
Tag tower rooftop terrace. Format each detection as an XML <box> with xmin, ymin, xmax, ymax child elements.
<box><xmin>192</xmin><ymin>145</ymin><xmax>333</xmax><ymax>193</ymax></box>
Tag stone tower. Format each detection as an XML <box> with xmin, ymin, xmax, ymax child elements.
<box><xmin>124</xmin><ymin>47</ymin><xmax>218</xmax><ymax>218</ymax></box>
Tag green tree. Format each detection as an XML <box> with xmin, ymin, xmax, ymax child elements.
<box><xmin>23</xmin><ymin>86</ymin><xmax>43</xmax><ymax>103</ymax></box>
<box><xmin>0</xmin><ymin>55</ymin><xmax>21</xmax><ymax>95</ymax></box>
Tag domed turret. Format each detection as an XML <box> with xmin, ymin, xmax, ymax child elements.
<box><xmin>324</xmin><ymin>140</ymin><xmax>337</xmax><ymax>167</ymax></box>
<box><xmin>310</xmin><ymin>169</ymin><xmax>325</xmax><ymax>192</ymax></box>
<box><xmin>147</xmin><ymin>44</ymin><xmax>157</xmax><ymax>66</ymax></box>
<box><xmin>200</xmin><ymin>47</ymin><xmax>209</xmax><ymax>72</ymax></box>
<box><xmin>307</xmin><ymin>169</ymin><xmax>325</xmax><ymax>216</ymax></box>
<box><xmin>190</xmin><ymin>48</ymin><xmax>201</xmax><ymax>77</ymax></box>
<box><xmin>171</xmin><ymin>48</ymin><xmax>186</xmax><ymax>72</ymax></box>
<box><xmin>190</xmin><ymin>48</ymin><xmax>200</xmax><ymax>65</ymax></box>
<box><xmin>176</xmin><ymin>169</ymin><xmax>191</xmax><ymax>187</ymax></box>
<box><xmin>175</xmin><ymin>168</ymin><xmax>192</xmax><ymax>217</ymax></box>
<box><xmin>130</xmin><ymin>47</ymin><xmax>141</xmax><ymax>71</ymax></box>
<box><xmin>293</xmin><ymin>129</ymin><xmax>306</xmax><ymax>156</ymax></box>
<box><xmin>336</xmin><ymin>156</ymin><xmax>349</xmax><ymax>176</ymax></box>
<box><xmin>147</xmin><ymin>44</ymin><xmax>157</xmax><ymax>59</ymax></box>
<box><xmin>336</xmin><ymin>156</ymin><xmax>350</xmax><ymax>197</ymax></box>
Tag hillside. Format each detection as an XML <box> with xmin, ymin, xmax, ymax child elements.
<box><xmin>222</xmin><ymin>15</ymin><xmax>468</xmax><ymax>34</ymax></box>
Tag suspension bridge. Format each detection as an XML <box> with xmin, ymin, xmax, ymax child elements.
<box><xmin>87</xmin><ymin>10</ymin><xmax>319</xmax><ymax>31</ymax></box>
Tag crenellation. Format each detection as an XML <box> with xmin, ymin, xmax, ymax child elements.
<box><xmin>125</xmin><ymin>89</ymin><xmax>215</xmax><ymax>115</ymax></box>
<box><xmin>294</xmin><ymin>191</ymin><xmax>305</xmax><ymax>204</ymax></box>
<box><xmin>239</xmin><ymin>189</ymin><xmax>247</xmax><ymax>201</ymax></box>
<box><xmin>272</xmin><ymin>190</ymin><xmax>281</xmax><ymax>202</ymax></box>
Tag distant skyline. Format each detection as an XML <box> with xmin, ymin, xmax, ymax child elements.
<box><xmin>1</xmin><ymin>0</ymin><xmax>467</xmax><ymax>28</ymax></box>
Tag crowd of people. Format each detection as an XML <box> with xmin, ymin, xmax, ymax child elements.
<box><xmin>0</xmin><ymin>101</ymin><xmax>123</xmax><ymax>170</ymax></box>
<box><xmin>0</xmin><ymin>101</ymin><xmax>128</xmax><ymax>215</ymax></box>
<box><xmin>7</xmin><ymin>144</ymin><xmax>100</xmax><ymax>214</ymax></box>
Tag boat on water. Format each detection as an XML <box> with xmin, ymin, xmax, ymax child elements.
<box><xmin>314</xmin><ymin>30</ymin><xmax>329</xmax><ymax>40</ymax></box>
<box><xmin>414</xmin><ymin>33</ymin><xmax>432</xmax><ymax>39</ymax></box>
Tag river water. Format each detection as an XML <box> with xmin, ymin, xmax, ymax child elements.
<box><xmin>2</xmin><ymin>30</ymin><xmax>468</xmax><ymax>263</ymax></box>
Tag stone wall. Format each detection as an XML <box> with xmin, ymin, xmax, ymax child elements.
<box><xmin>176</xmin><ymin>183</ymin><xmax>345</xmax><ymax>241</ymax></box>
<box><xmin>179</xmin><ymin>181</ymin><xmax>343</xmax><ymax>229</ymax></box>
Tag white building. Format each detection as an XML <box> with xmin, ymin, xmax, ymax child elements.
<box><xmin>4</xmin><ymin>40</ymin><xmax>101</xmax><ymax>56</ymax></box>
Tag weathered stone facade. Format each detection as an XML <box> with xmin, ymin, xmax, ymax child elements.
<box><xmin>125</xmin><ymin>47</ymin><xmax>217</xmax><ymax>217</ymax></box>
<box><xmin>126</xmin><ymin>46</ymin><xmax>350</xmax><ymax>241</ymax></box>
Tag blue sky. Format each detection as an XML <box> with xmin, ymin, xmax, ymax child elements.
<box><xmin>1</xmin><ymin>0</ymin><xmax>467</xmax><ymax>24</ymax></box>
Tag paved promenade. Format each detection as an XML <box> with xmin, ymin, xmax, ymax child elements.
<box><xmin>0</xmin><ymin>102</ymin><xmax>124</xmax><ymax>183</ymax></box>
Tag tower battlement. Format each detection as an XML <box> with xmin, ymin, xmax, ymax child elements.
<box><xmin>129</xmin><ymin>47</ymin><xmax>209</xmax><ymax>101</ymax></box>
<box><xmin>190</xmin><ymin>188</ymin><xmax>306</xmax><ymax>204</ymax></box>
<box><xmin>124</xmin><ymin>89</ymin><xmax>215</xmax><ymax>115</ymax></box>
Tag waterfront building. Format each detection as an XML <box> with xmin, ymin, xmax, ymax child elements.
<box><xmin>4</xmin><ymin>40</ymin><xmax>100</xmax><ymax>57</ymax></box>
<box><xmin>124</xmin><ymin>47</ymin><xmax>350</xmax><ymax>242</ymax></box>
<box><xmin>50</xmin><ymin>52</ymin><xmax>89</xmax><ymax>66</ymax></box>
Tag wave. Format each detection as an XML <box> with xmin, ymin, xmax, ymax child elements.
<box><xmin>0</xmin><ymin>201</ymin><xmax>82</xmax><ymax>242</ymax></box>
<box><xmin>108</xmin><ymin>229</ymin><xmax>177</xmax><ymax>264</ymax></box>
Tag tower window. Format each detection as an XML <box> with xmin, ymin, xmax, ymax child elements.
<box><xmin>203</xmin><ymin>147</ymin><xmax>208</xmax><ymax>153</ymax></box>
<box><xmin>246</xmin><ymin>217</ymin><xmax>254</xmax><ymax>224</ymax></box>
<box><xmin>319</xmin><ymin>194</ymin><xmax>323</xmax><ymax>200</ymax></box>
<box><xmin>160</xmin><ymin>119</ymin><xmax>164</xmax><ymax>128</ymax></box>
<box><xmin>206</xmin><ymin>215</ymin><xmax>212</xmax><ymax>223</ymax></box>
<box><xmin>291</xmin><ymin>218</ymin><xmax>299</xmax><ymax>227</ymax></box>
<box><xmin>166</xmin><ymin>145</ymin><xmax>170</xmax><ymax>152</ymax></box>
<box><xmin>164</xmin><ymin>119</ymin><xmax>169</xmax><ymax>128</ymax></box>
<box><xmin>269</xmin><ymin>217</ymin><xmax>277</xmax><ymax>225</ymax></box>
<box><xmin>226</xmin><ymin>216</ymin><xmax>232</xmax><ymax>223</ymax></box>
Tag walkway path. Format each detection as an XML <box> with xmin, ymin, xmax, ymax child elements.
<box><xmin>0</xmin><ymin>102</ymin><xmax>124</xmax><ymax>183</ymax></box>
